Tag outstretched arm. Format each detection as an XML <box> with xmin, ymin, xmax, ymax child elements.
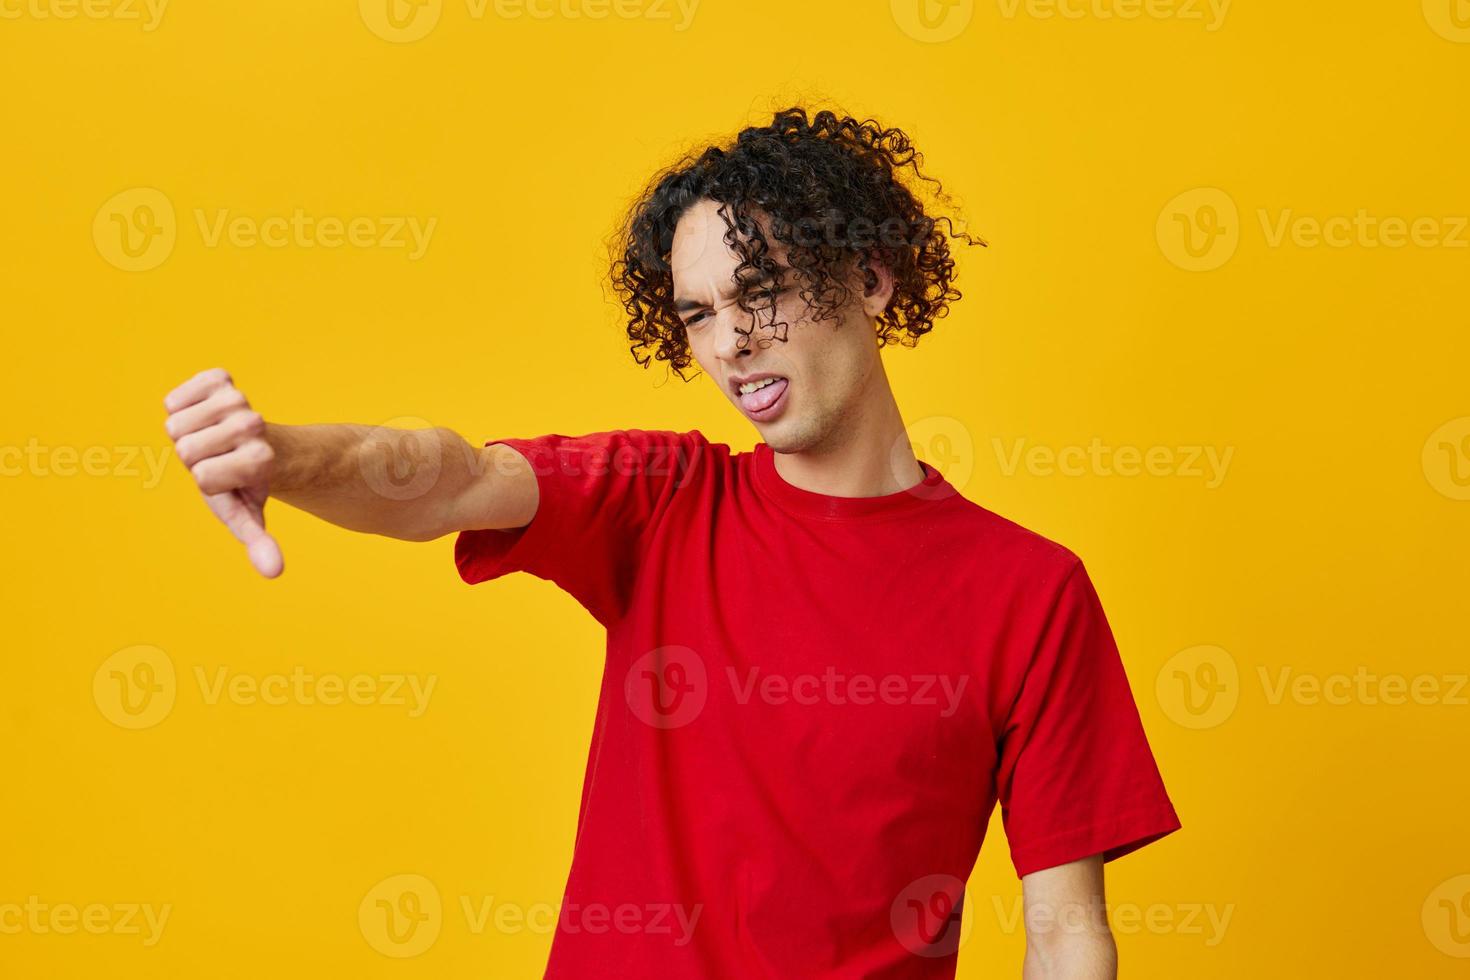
<box><xmin>163</xmin><ymin>368</ymin><xmax>537</xmax><ymax>577</ymax></box>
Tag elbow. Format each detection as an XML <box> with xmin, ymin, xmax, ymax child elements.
<box><xmin>1023</xmin><ymin>927</ymin><xmax>1117</xmax><ymax>980</ymax></box>
<box><xmin>392</xmin><ymin>510</ymin><xmax>457</xmax><ymax>543</ymax></box>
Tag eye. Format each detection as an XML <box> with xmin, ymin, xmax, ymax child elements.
<box><xmin>684</xmin><ymin>310</ymin><xmax>711</xmax><ymax>327</ymax></box>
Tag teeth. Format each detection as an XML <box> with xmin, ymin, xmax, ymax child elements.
<box><xmin>738</xmin><ymin>378</ymin><xmax>781</xmax><ymax>395</ymax></box>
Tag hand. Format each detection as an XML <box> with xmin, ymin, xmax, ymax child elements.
<box><xmin>163</xmin><ymin>368</ymin><xmax>284</xmax><ymax>578</ymax></box>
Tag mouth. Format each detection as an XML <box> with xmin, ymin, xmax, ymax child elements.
<box><xmin>731</xmin><ymin>374</ymin><xmax>790</xmax><ymax>422</ymax></box>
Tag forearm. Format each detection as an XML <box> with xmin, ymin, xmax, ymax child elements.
<box><xmin>266</xmin><ymin>422</ymin><xmax>487</xmax><ymax>542</ymax></box>
<box><xmin>164</xmin><ymin>368</ymin><xmax>537</xmax><ymax>575</ymax></box>
<box><xmin>1022</xmin><ymin>932</ymin><xmax>1117</xmax><ymax>980</ymax></box>
<box><xmin>1020</xmin><ymin>856</ymin><xmax>1115</xmax><ymax>980</ymax></box>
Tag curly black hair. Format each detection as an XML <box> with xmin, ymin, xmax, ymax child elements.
<box><xmin>609</xmin><ymin>106</ymin><xmax>985</xmax><ymax>380</ymax></box>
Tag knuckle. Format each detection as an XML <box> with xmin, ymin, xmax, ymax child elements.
<box><xmin>247</xmin><ymin>439</ymin><xmax>275</xmax><ymax>466</ymax></box>
<box><xmin>243</xmin><ymin>455</ymin><xmax>272</xmax><ymax>484</ymax></box>
<box><xmin>237</xmin><ymin>411</ymin><xmax>265</xmax><ymax>436</ymax></box>
<box><xmin>194</xmin><ymin>369</ymin><xmax>230</xmax><ymax>397</ymax></box>
<box><xmin>191</xmin><ymin>460</ymin><xmax>221</xmax><ymax>494</ymax></box>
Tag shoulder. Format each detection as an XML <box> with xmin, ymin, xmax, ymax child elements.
<box><xmin>502</xmin><ymin>428</ymin><xmax>727</xmax><ymax>475</ymax></box>
<box><xmin>583</xmin><ymin>428</ymin><xmax>726</xmax><ymax>457</ymax></box>
<box><xmin>938</xmin><ymin>493</ymin><xmax>1086</xmax><ymax>591</ymax></box>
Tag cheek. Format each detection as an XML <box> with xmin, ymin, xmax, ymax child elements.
<box><xmin>808</xmin><ymin>324</ymin><xmax>875</xmax><ymax>393</ymax></box>
<box><xmin>684</xmin><ymin>328</ymin><xmax>718</xmax><ymax>375</ymax></box>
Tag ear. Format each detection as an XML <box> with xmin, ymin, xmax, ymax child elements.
<box><xmin>860</xmin><ymin>253</ymin><xmax>896</xmax><ymax>319</ymax></box>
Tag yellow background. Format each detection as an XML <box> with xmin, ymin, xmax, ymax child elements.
<box><xmin>3</xmin><ymin>0</ymin><xmax>1468</xmax><ymax>976</ymax></box>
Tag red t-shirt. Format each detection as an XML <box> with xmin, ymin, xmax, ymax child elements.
<box><xmin>455</xmin><ymin>429</ymin><xmax>1180</xmax><ymax>978</ymax></box>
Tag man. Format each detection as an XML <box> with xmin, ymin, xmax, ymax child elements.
<box><xmin>163</xmin><ymin>107</ymin><xmax>1180</xmax><ymax>978</ymax></box>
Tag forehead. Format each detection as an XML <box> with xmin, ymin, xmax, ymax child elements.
<box><xmin>669</xmin><ymin>199</ymin><xmax>789</xmax><ymax>300</ymax></box>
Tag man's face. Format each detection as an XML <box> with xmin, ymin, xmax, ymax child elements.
<box><xmin>669</xmin><ymin>198</ymin><xmax>892</xmax><ymax>454</ymax></box>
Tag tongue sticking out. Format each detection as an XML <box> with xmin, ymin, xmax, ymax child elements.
<box><xmin>739</xmin><ymin>378</ymin><xmax>788</xmax><ymax>414</ymax></box>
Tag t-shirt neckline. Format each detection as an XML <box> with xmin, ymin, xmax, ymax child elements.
<box><xmin>752</xmin><ymin>442</ymin><xmax>955</xmax><ymax>522</ymax></box>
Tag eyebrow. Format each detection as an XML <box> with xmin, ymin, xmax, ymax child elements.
<box><xmin>673</xmin><ymin>270</ymin><xmax>789</xmax><ymax>313</ymax></box>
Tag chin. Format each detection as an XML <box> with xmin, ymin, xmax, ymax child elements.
<box><xmin>763</xmin><ymin>434</ymin><xmax>799</xmax><ymax>454</ymax></box>
<box><xmin>760</xmin><ymin>415</ymin><xmax>824</xmax><ymax>455</ymax></box>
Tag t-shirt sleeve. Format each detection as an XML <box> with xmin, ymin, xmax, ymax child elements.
<box><xmin>452</xmin><ymin>428</ymin><xmax>708</xmax><ymax>628</ymax></box>
<box><xmin>995</xmin><ymin>557</ymin><xmax>1181</xmax><ymax>878</ymax></box>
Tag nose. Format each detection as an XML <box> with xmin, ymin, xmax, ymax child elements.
<box><xmin>711</xmin><ymin>305</ymin><xmax>754</xmax><ymax>364</ymax></box>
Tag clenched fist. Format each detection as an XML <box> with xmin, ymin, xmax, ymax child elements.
<box><xmin>163</xmin><ymin>368</ymin><xmax>283</xmax><ymax>578</ymax></box>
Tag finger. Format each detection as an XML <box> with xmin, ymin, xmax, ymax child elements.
<box><xmin>235</xmin><ymin>488</ymin><xmax>284</xmax><ymax>578</ymax></box>
<box><xmin>173</xmin><ymin>410</ymin><xmax>264</xmax><ymax>468</ymax></box>
<box><xmin>246</xmin><ymin>533</ymin><xmax>284</xmax><ymax>579</ymax></box>
<box><xmin>206</xmin><ymin>490</ymin><xmax>283</xmax><ymax>579</ymax></box>
<box><xmin>190</xmin><ymin>439</ymin><xmax>272</xmax><ymax>496</ymax></box>
<box><xmin>166</xmin><ymin>384</ymin><xmax>249</xmax><ymax>441</ymax></box>
<box><xmin>164</xmin><ymin>367</ymin><xmax>234</xmax><ymax>414</ymax></box>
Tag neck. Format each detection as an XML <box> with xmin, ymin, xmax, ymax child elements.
<box><xmin>771</xmin><ymin>360</ymin><xmax>924</xmax><ymax>498</ymax></box>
